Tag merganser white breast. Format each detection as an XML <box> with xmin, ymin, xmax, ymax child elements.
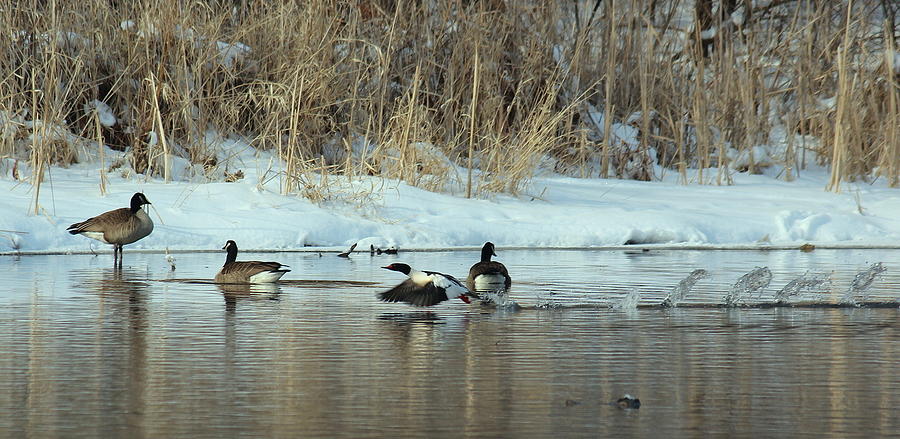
<box><xmin>379</xmin><ymin>263</ymin><xmax>479</xmax><ymax>307</ymax></box>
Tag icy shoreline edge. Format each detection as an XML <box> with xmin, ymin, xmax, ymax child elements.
<box><xmin>5</xmin><ymin>243</ymin><xmax>900</xmax><ymax>257</ymax></box>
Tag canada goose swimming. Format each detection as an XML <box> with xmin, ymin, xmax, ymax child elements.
<box><xmin>215</xmin><ymin>240</ymin><xmax>290</xmax><ymax>284</ymax></box>
<box><xmin>466</xmin><ymin>242</ymin><xmax>511</xmax><ymax>292</ymax></box>
<box><xmin>379</xmin><ymin>263</ymin><xmax>480</xmax><ymax>307</ymax></box>
<box><xmin>369</xmin><ymin>244</ymin><xmax>399</xmax><ymax>255</ymax></box>
<box><xmin>67</xmin><ymin>192</ymin><xmax>154</xmax><ymax>265</ymax></box>
<box><xmin>615</xmin><ymin>394</ymin><xmax>641</xmax><ymax>409</ymax></box>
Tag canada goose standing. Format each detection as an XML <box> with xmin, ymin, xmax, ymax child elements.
<box><xmin>466</xmin><ymin>242</ymin><xmax>511</xmax><ymax>292</ymax></box>
<box><xmin>67</xmin><ymin>192</ymin><xmax>154</xmax><ymax>266</ymax></box>
<box><xmin>215</xmin><ymin>240</ymin><xmax>290</xmax><ymax>284</ymax></box>
<box><xmin>379</xmin><ymin>263</ymin><xmax>479</xmax><ymax>307</ymax></box>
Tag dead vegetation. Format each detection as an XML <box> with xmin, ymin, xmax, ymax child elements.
<box><xmin>0</xmin><ymin>0</ymin><xmax>897</xmax><ymax>202</ymax></box>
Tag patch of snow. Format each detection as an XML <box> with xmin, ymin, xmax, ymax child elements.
<box><xmin>700</xmin><ymin>27</ymin><xmax>716</xmax><ymax>40</ymax></box>
<box><xmin>2</xmin><ymin>146</ymin><xmax>900</xmax><ymax>254</ymax></box>
<box><xmin>728</xmin><ymin>145</ymin><xmax>775</xmax><ymax>170</ymax></box>
<box><xmin>816</xmin><ymin>96</ymin><xmax>837</xmax><ymax>110</ymax></box>
<box><xmin>587</xmin><ymin>106</ymin><xmax>640</xmax><ymax>148</ymax></box>
<box><xmin>215</xmin><ymin>41</ymin><xmax>251</xmax><ymax>69</ymax></box>
<box><xmin>84</xmin><ymin>100</ymin><xmax>117</xmax><ymax>127</ymax></box>
<box><xmin>731</xmin><ymin>8</ymin><xmax>745</xmax><ymax>26</ymax></box>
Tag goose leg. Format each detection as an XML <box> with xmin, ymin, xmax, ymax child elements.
<box><xmin>114</xmin><ymin>245</ymin><xmax>122</xmax><ymax>268</ymax></box>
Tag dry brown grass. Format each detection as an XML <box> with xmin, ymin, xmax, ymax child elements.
<box><xmin>0</xmin><ymin>0</ymin><xmax>897</xmax><ymax>204</ymax></box>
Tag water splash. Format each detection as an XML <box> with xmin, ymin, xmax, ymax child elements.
<box><xmin>774</xmin><ymin>271</ymin><xmax>830</xmax><ymax>303</ymax></box>
<box><xmin>479</xmin><ymin>289</ymin><xmax>521</xmax><ymax>310</ymax></box>
<box><xmin>612</xmin><ymin>288</ymin><xmax>640</xmax><ymax>310</ymax></box>
<box><xmin>535</xmin><ymin>300</ymin><xmax>562</xmax><ymax>310</ymax></box>
<box><xmin>724</xmin><ymin>267</ymin><xmax>772</xmax><ymax>306</ymax></box>
<box><xmin>840</xmin><ymin>262</ymin><xmax>887</xmax><ymax>305</ymax></box>
<box><xmin>535</xmin><ymin>291</ymin><xmax>561</xmax><ymax>309</ymax></box>
<box><xmin>661</xmin><ymin>269</ymin><xmax>710</xmax><ymax>307</ymax></box>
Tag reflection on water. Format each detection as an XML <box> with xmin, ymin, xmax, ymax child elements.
<box><xmin>217</xmin><ymin>283</ymin><xmax>282</xmax><ymax>314</ymax></box>
<box><xmin>0</xmin><ymin>249</ymin><xmax>898</xmax><ymax>437</ymax></box>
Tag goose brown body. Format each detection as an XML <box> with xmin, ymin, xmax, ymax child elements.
<box><xmin>67</xmin><ymin>207</ymin><xmax>153</xmax><ymax>245</ymax></box>
<box><xmin>466</xmin><ymin>242</ymin><xmax>511</xmax><ymax>292</ymax></box>
<box><xmin>215</xmin><ymin>240</ymin><xmax>290</xmax><ymax>284</ymax></box>
<box><xmin>67</xmin><ymin>193</ymin><xmax>153</xmax><ymax>265</ymax></box>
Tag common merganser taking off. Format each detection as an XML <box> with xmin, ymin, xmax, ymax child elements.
<box><xmin>215</xmin><ymin>240</ymin><xmax>291</xmax><ymax>284</ymax></box>
<box><xmin>379</xmin><ymin>263</ymin><xmax>480</xmax><ymax>307</ymax></box>
<box><xmin>466</xmin><ymin>242</ymin><xmax>511</xmax><ymax>292</ymax></box>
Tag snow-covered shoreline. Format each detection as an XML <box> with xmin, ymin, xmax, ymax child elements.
<box><xmin>5</xmin><ymin>244</ymin><xmax>900</xmax><ymax>257</ymax></box>
<box><xmin>2</xmin><ymin>147</ymin><xmax>899</xmax><ymax>255</ymax></box>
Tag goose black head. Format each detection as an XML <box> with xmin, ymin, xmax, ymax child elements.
<box><xmin>223</xmin><ymin>240</ymin><xmax>239</xmax><ymax>264</ymax></box>
<box><xmin>130</xmin><ymin>192</ymin><xmax>152</xmax><ymax>212</ymax></box>
<box><xmin>616</xmin><ymin>395</ymin><xmax>641</xmax><ymax>409</ymax></box>
<box><xmin>481</xmin><ymin>242</ymin><xmax>497</xmax><ymax>262</ymax></box>
<box><xmin>382</xmin><ymin>263</ymin><xmax>412</xmax><ymax>275</ymax></box>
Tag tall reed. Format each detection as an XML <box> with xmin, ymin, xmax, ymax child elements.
<box><xmin>0</xmin><ymin>0</ymin><xmax>896</xmax><ymax>205</ymax></box>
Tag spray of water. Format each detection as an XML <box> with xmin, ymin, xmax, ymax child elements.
<box><xmin>724</xmin><ymin>267</ymin><xmax>772</xmax><ymax>306</ymax></box>
<box><xmin>479</xmin><ymin>289</ymin><xmax>521</xmax><ymax>310</ymax></box>
<box><xmin>661</xmin><ymin>269</ymin><xmax>710</xmax><ymax>307</ymax></box>
<box><xmin>534</xmin><ymin>290</ymin><xmax>561</xmax><ymax>309</ymax></box>
<box><xmin>535</xmin><ymin>301</ymin><xmax>562</xmax><ymax>310</ymax></box>
<box><xmin>612</xmin><ymin>288</ymin><xmax>640</xmax><ymax>310</ymax></box>
<box><xmin>840</xmin><ymin>262</ymin><xmax>887</xmax><ymax>305</ymax></box>
<box><xmin>774</xmin><ymin>271</ymin><xmax>831</xmax><ymax>303</ymax></box>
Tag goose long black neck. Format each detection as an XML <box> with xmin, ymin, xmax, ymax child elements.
<box><xmin>224</xmin><ymin>243</ymin><xmax>238</xmax><ymax>264</ymax></box>
<box><xmin>480</xmin><ymin>243</ymin><xmax>495</xmax><ymax>262</ymax></box>
<box><xmin>129</xmin><ymin>194</ymin><xmax>143</xmax><ymax>213</ymax></box>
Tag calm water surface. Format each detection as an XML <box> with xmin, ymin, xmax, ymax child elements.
<box><xmin>0</xmin><ymin>248</ymin><xmax>898</xmax><ymax>438</ymax></box>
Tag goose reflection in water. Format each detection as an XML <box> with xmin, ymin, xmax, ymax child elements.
<box><xmin>69</xmin><ymin>268</ymin><xmax>151</xmax><ymax>343</ymax></box>
<box><xmin>70</xmin><ymin>268</ymin><xmax>151</xmax><ymax>315</ymax></box>
<box><xmin>217</xmin><ymin>283</ymin><xmax>282</xmax><ymax>314</ymax></box>
<box><xmin>67</xmin><ymin>268</ymin><xmax>151</xmax><ymax>420</ymax></box>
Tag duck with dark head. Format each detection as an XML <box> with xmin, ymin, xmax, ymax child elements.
<box><xmin>379</xmin><ymin>263</ymin><xmax>480</xmax><ymax>307</ymax></box>
<box><xmin>215</xmin><ymin>240</ymin><xmax>290</xmax><ymax>284</ymax></box>
<box><xmin>67</xmin><ymin>192</ymin><xmax>154</xmax><ymax>266</ymax></box>
<box><xmin>466</xmin><ymin>242</ymin><xmax>511</xmax><ymax>292</ymax></box>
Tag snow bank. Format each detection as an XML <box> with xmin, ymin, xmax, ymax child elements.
<box><xmin>2</xmin><ymin>150</ymin><xmax>899</xmax><ymax>254</ymax></box>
